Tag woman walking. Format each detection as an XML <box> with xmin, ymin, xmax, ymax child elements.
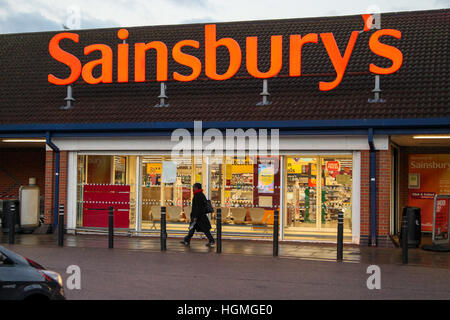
<box><xmin>180</xmin><ymin>183</ymin><xmax>215</xmax><ymax>247</ymax></box>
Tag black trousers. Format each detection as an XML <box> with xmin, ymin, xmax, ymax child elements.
<box><xmin>184</xmin><ymin>226</ymin><xmax>215</xmax><ymax>243</ymax></box>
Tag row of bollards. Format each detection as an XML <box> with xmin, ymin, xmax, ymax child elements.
<box><xmin>216</xmin><ymin>208</ymin><xmax>222</xmax><ymax>253</ymax></box>
<box><xmin>3</xmin><ymin>204</ymin><xmax>345</xmax><ymax>262</ymax></box>
<box><xmin>9</xmin><ymin>203</ymin><xmax>16</xmax><ymax>245</ymax></box>
<box><xmin>58</xmin><ymin>205</ymin><xmax>64</xmax><ymax>247</ymax></box>
<box><xmin>402</xmin><ymin>217</ymin><xmax>408</xmax><ymax>264</ymax></box>
<box><xmin>161</xmin><ymin>206</ymin><xmax>166</xmax><ymax>251</ymax></box>
<box><xmin>273</xmin><ymin>209</ymin><xmax>279</xmax><ymax>257</ymax></box>
<box><xmin>337</xmin><ymin>210</ymin><xmax>344</xmax><ymax>261</ymax></box>
<box><xmin>108</xmin><ymin>206</ymin><xmax>114</xmax><ymax>249</ymax></box>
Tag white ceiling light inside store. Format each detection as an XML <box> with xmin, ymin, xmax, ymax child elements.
<box><xmin>2</xmin><ymin>139</ymin><xmax>46</xmax><ymax>143</ymax></box>
<box><xmin>413</xmin><ymin>135</ymin><xmax>450</xmax><ymax>139</ymax></box>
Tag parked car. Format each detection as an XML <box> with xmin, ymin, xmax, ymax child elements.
<box><xmin>0</xmin><ymin>246</ymin><xmax>65</xmax><ymax>300</ymax></box>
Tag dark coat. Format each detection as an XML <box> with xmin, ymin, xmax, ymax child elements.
<box><xmin>190</xmin><ymin>191</ymin><xmax>212</xmax><ymax>232</ymax></box>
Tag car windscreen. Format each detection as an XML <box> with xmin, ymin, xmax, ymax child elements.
<box><xmin>0</xmin><ymin>246</ymin><xmax>31</xmax><ymax>266</ymax></box>
<box><xmin>0</xmin><ymin>252</ymin><xmax>11</xmax><ymax>265</ymax></box>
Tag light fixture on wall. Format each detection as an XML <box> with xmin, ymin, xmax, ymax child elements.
<box><xmin>2</xmin><ymin>139</ymin><xmax>46</xmax><ymax>143</ymax></box>
<box><xmin>413</xmin><ymin>135</ymin><xmax>450</xmax><ymax>139</ymax></box>
<box><xmin>256</xmin><ymin>79</ymin><xmax>271</xmax><ymax>106</ymax></box>
<box><xmin>60</xmin><ymin>84</ymin><xmax>75</xmax><ymax>110</ymax></box>
<box><xmin>154</xmin><ymin>82</ymin><xmax>169</xmax><ymax>107</ymax></box>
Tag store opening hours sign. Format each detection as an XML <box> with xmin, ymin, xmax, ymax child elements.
<box><xmin>433</xmin><ymin>195</ymin><xmax>450</xmax><ymax>244</ymax></box>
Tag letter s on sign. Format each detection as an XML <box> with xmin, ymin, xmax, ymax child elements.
<box><xmin>48</xmin><ymin>33</ymin><xmax>82</xmax><ymax>85</ymax></box>
<box><xmin>369</xmin><ymin>29</ymin><xmax>403</xmax><ymax>75</ymax></box>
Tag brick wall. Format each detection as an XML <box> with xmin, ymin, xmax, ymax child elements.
<box><xmin>360</xmin><ymin>148</ymin><xmax>393</xmax><ymax>247</ymax></box>
<box><xmin>44</xmin><ymin>150</ymin><xmax>68</xmax><ymax>226</ymax></box>
<box><xmin>360</xmin><ymin>150</ymin><xmax>370</xmax><ymax>238</ymax></box>
<box><xmin>377</xmin><ymin>149</ymin><xmax>391</xmax><ymax>237</ymax></box>
<box><xmin>0</xmin><ymin>148</ymin><xmax>45</xmax><ymax>199</ymax></box>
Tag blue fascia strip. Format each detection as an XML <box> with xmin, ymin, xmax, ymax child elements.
<box><xmin>0</xmin><ymin>118</ymin><xmax>450</xmax><ymax>133</ymax></box>
<box><xmin>2</xmin><ymin>127</ymin><xmax>450</xmax><ymax>138</ymax></box>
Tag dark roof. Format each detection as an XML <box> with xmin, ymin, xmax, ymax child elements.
<box><xmin>0</xmin><ymin>9</ymin><xmax>449</xmax><ymax>126</ymax></box>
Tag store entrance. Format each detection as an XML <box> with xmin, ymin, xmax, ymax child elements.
<box><xmin>283</xmin><ymin>156</ymin><xmax>353</xmax><ymax>241</ymax></box>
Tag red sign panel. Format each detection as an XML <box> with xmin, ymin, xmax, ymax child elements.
<box><xmin>435</xmin><ymin>198</ymin><xmax>449</xmax><ymax>241</ymax></box>
<box><xmin>326</xmin><ymin>161</ymin><xmax>340</xmax><ymax>172</ymax></box>
<box><xmin>83</xmin><ymin>184</ymin><xmax>130</xmax><ymax>228</ymax></box>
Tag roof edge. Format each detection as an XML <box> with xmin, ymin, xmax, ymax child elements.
<box><xmin>0</xmin><ymin>8</ymin><xmax>448</xmax><ymax>37</ymax></box>
<box><xmin>1</xmin><ymin>118</ymin><xmax>449</xmax><ymax>134</ymax></box>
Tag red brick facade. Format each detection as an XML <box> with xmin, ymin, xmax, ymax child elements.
<box><xmin>360</xmin><ymin>150</ymin><xmax>370</xmax><ymax>238</ymax></box>
<box><xmin>0</xmin><ymin>148</ymin><xmax>45</xmax><ymax>199</ymax></box>
<box><xmin>360</xmin><ymin>148</ymin><xmax>393</xmax><ymax>247</ymax></box>
<box><xmin>377</xmin><ymin>149</ymin><xmax>392</xmax><ymax>245</ymax></box>
<box><xmin>44</xmin><ymin>150</ymin><xmax>68</xmax><ymax>226</ymax></box>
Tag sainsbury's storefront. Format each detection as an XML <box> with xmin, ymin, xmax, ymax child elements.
<box><xmin>0</xmin><ymin>9</ymin><xmax>449</xmax><ymax>246</ymax></box>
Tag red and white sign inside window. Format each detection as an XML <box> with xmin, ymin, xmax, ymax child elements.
<box><xmin>326</xmin><ymin>161</ymin><xmax>340</xmax><ymax>172</ymax></box>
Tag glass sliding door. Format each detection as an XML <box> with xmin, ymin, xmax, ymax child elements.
<box><xmin>285</xmin><ymin>157</ymin><xmax>318</xmax><ymax>230</ymax></box>
<box><xmin>320</xmin><ymin>157</ymin><xmax>353</xmax><ymax>232</ymax></box>
<box><xmin>76</xmin><ymin>155</ymin><xmax>137</xmax><ymax>230</ymax></box>
<box><xmin>283</xmin><ymin>155</ymin><xmax>353</xmax><ymax>241</ymax></box>
<box><xmin>140</xmin><ymin>156</ymin><xmax>200</xmax><ymax>233</ymax></box>
<box><xmin>207</xmin><ymin>156</ymin><xmax>280</xmax><ymax>239</ymax></box>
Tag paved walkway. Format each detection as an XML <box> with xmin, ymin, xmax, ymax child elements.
<box><xmin>2</xmin><ymin>233</ymin><xmax>450</xmax><ymax>299</ymax></box>
<box><xmin>1</xmin><ymin>232</ymin><xmax>449</xmax><ymax>269</ymax></box>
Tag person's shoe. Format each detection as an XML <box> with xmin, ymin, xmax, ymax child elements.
<box><xmin>205</xmin><ymin>242</ymin><xmax>215</xmax><ymax>247</ymax></box>
<box><xmin>180</xmin><ymin>241</ymin><xmax>190</xmax><ymax>246</ymax></box>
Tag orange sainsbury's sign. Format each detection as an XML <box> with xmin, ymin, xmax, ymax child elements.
<box><xmin>48</xmin><ymin>15</ymin><xmax>403</xmax><ymax>91</ymax></box>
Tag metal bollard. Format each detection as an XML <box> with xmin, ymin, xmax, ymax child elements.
<box><xmin>58</xmin><ymin>204</ymin><xmax>64</xmax><ymax>247</ymax></box>
<box><xmin>9</xmin><ymin>203</ymin><xmax>16</xmax><ymax>245</ymax></box>
<box><xmin>161</xmin><ymin>206</ymin><xmax>166</xmax><ymax>251</ymax></box>
<box><xmin>402</xmin><ymin>217</ymin><xmax>408</xmax><ymax>264</ymax></box>
<box><xmin>108</xmin><ymin>207</ymin><xmax>114</xmax><ymax>249</ymax></box>
<box><xmin>216</xmin><ymin>208</ymin><xmax>222</xmax><ymax>254</ymax></box>
<box><xmin>337</xmin><ymin>210</ymin><xmax>344</xmax><ymax>261</ymax></box>
<box><xmin>273</xmin><ymin>210</ymin><xmax>279</xmax><ymax>257</ymax></box>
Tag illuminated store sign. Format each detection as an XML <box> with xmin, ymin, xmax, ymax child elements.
<box><xmin>48</xmin><ymin>15</ymin><xmax>403</xmax><ymax>91</ymax></box>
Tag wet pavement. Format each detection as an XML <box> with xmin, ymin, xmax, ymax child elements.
<box><xmin>1</xmin><ymin>232</ymin><xmax>449</xmax><ymax>269</ymax></box>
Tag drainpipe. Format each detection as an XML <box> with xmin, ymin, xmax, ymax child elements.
<box><xmin>46</xmin><ymin>132</ymin><xmax>60</xmax><ymax>232</ymax></box>
<box><xmin>368</xmin><ymin>128</ymin><xmax>377</xmax><ymax>246</ymax></box>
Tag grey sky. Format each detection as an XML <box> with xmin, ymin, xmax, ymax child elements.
<box><xmin>0</xmin><ymin>0</ymin><xmax>449</xmax><ymax>34</ymax></box>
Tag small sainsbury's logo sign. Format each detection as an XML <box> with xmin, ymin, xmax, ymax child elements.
<box><xmin>48</xmin><ymin>14</ymin><xmax>403</xmax><ymax>91</ymax></box>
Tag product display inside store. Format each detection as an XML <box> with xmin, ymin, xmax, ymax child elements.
<box><xmin>284</xmin><ymin>156</ymin><xmax>353</xmax><ymax>240</ymax></box>
<box><xmin>140</xmin><ymin>156</ymin><xmax>200</xmax><ymax>231</ymax></box>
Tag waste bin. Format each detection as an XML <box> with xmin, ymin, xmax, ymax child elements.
<box><xmin>1</xmin><ymin>199</ymin><xmax>21</xmax><ymax>233</ymax></box>
<box><xmin>400</xmin><ymin>206</ymin><xmax>421</xmax><ymax>248</ymax></box>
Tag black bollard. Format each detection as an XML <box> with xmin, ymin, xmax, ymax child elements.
<box><xmin>402</xmin><ymin>217</ymin><xmax>408</xmax><ymax>264</ymax></box>
<box><xmin>161</xmin><ymin>206</ymin><xmax>166</xmax><ymax>251</ymax></box>
<box><xmin>273</xmin><ymin>210</ymin><xmax>279</xmax><ymax>257</ymax></box>
<box><xmin>58</xmin><ymin>204</ymin><xmax>64</xmax><ymax>247</ymax></box>
<box><xmin>9</xmin><ymin>203</ymin><xmax>16</xmax><ymax>245</ymax></box>
<box><xmin>108</xmin><ymin>207</ymin><xmax>114</xmax><ymax>249</ymax></box>
<box><xmin>216</xmin><ymin>208</ymin><xmax>222</xmax><ymax>253</ymax></box>
<box><xmin>337</xmin><ymin>210</ymin><xmax>344</xmax><ymax>261</ymax></box>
